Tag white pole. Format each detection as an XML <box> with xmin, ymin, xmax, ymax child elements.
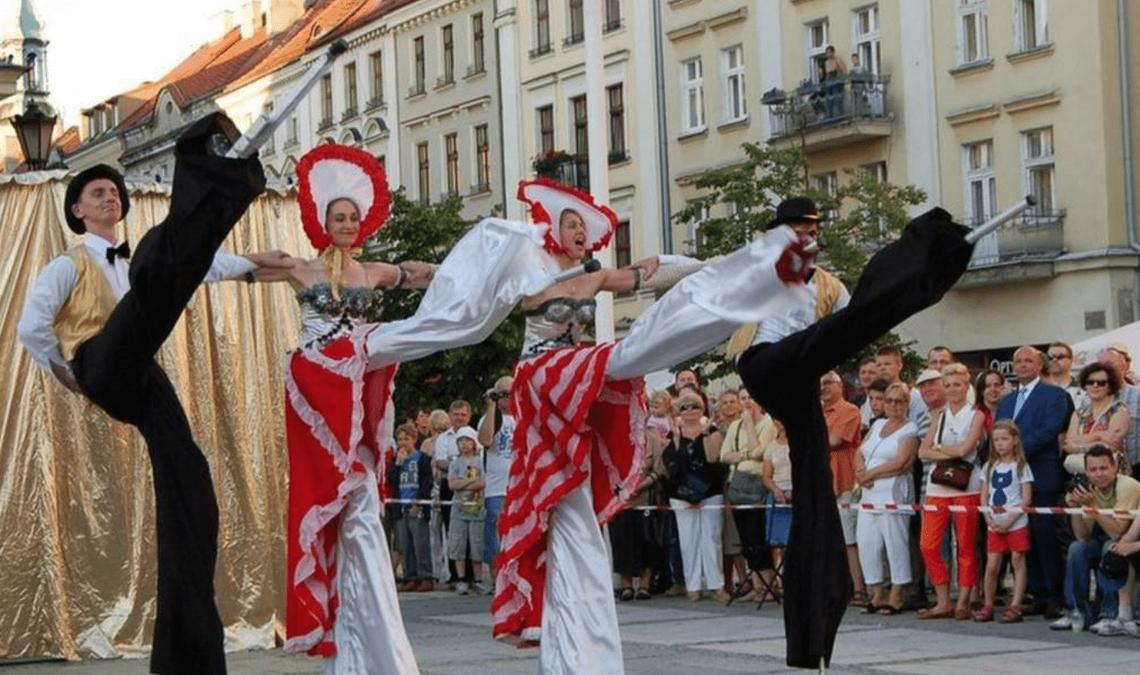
<box><xmin>585</xmin><ymin>0</ymin><xmax>614</xmax><ymax>342</ymax></box>
<box><xmin>495</xmin><ymin>1</ymin><xmax>524</xmax><ymax>220</ymax></box>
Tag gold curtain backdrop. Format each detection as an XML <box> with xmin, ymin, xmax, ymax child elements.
<box><xmin>0</xmin><ymin>175</ymin><xmax>312</xmax><ymax>661</ymax></box>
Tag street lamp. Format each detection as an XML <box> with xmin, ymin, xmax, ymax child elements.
<box><xmin>11</xmin><ymin>101</ymin><xmax>56</xmax><ymax>170</ymax></box>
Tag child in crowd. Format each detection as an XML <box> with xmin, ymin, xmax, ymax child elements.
<box><xmin>975</xmin><ymin>420</ymin><xmax>1034</xmax><ymax>623</ymax></box>
<box><xmin>395</xmin><ymin>423</ymin><xmax>435</xmax><ymax>592</ymax></box>
<box><xmin>448</xmin><ymin>426</ymin><xmax>489</xmax><ymax>595</ymax></box>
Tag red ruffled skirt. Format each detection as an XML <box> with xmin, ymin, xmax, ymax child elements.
<box><xmin>283</xmin><ymin>330</ymin><xmax>397</xmax><ymax>655</ymax></box>
<box><xmin>490</xmin><ymin>343</ymin><xmax>646</xmax><ymax>643</ymax></box>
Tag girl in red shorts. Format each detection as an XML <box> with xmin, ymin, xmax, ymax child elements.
<box><xmin>975</xmin><ymin>420</ymin><xmax>1034</xmax><ymax>623</ymax></box>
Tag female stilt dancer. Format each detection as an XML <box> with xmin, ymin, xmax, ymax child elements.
<box><xmin>249</xmin><ymin>145</ymin><xmax>433</xmax><ymax>675</ymax></box>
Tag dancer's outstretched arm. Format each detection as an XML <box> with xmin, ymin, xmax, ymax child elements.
<box><xmin>606</xmin><ymin>226</ymin><xmax>807</xmax><ymax>381</ymax></box>
<box><xmin>363</xmin><ymin>218</ymin><xmax>564</xmax><ymax>370</ymax></box>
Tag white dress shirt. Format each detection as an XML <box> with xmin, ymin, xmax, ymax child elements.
<box><xmin>751</xmin><ymin>272</ymin><xmax>851</xmax><ymax>347</ymax></box>
<box><xmin>17</xmin><ymin>232</ymin><xmax>256</xmax><ymax>374</ymax></box>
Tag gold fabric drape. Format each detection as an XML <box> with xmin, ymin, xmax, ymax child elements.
<box><xmin>0</xmin><ymin>175</ymin><xmax>310</xmax><ymax>661</ymax></box>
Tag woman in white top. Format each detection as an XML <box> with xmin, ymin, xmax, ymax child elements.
<box><xmin>916</xmin><ymin>363</ymin><xmax>985</xmax><ymax>620</ymax></box>
<box><xmin>854</xmin><ymin>382</ymin><xmax>918</xmax><ymax>614</ymax></box>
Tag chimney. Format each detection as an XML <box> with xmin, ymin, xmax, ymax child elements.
<box><xmin>209</xmin><ymin>9</ymin><xmax>235</xmax><ymax>38</ymax></box>
<box><xmin>266</xmin><ymin>0</ymin><xmax>306</xmax><ymax>38</ymax></box>
<box><xmin>240</xmin><ymin>0</ymin><xmax>263</xmax><ymax>40</ymax></box>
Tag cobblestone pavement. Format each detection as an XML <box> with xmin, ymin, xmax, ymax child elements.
<box><xmin>3</xmin><ymin>591</ymin><xmax>1138</xmax><ymax>674</ymax></box>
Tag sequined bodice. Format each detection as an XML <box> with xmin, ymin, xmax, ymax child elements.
<box><xmin>295</xmin><ymin>282</ymin><xmax>378</xmax><ymax>347</ymax></box>
<box><xmin>521</xmin><ymin>297</ymin><xmax>596</xmax><ymax>358</ymax></box>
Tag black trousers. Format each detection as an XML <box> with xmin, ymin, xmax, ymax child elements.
<box><xmin>70</xmin><ymin>114</ymin><xmax>264</xmax><ymax>675</ymax></box>
<box><xmin>732</xmin><ymin>506</ymin><xmax>774</xmax><ymax>574</ymax></box>
<box><xmin>736</xmin><ymin>209</ymin><xmax>973</xmax><ymax>668</ymax></box>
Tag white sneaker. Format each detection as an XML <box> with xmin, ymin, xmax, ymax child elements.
<box><xmin>1089</xmin><ymin>617</ymin><xmax>1115</xmax><ymax>634</ymax></box>
<box><xmin>1095</xmin><ymin>618</ymin><xmax>1125</xmax><ymax>636</ymax></box>
<box><xmin>1122</xmin><ymin>620</ymin><xmax>1139</xmax><ymax>637</ymax></box>
<box><xmin>1050</xmin><ymin>611</ymin><xmax>1084</xmax><ymax>632</ymax></box>
<box><xmin>456</xmin><ymin>581</ymin><xmax>469</xmax><ymax>596</ymax></box>
<box><xmin>475</xmin><ymin>580</ymin><xmax>493</xmax><ymax>596</ymax></box>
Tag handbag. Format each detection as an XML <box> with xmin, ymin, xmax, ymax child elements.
<box><xmin>727</xmin><ymin>470</ymin><xmax>767</xmax><ymax>505</ymax></box>
<box><xmin>930</xmin><ymin>459</ymin><xmax>973</xmax><ymax>490</ymax></box>
<box><xmin>675</xmin><ymin>473</ymin><xmax>715</xmax><ymax>504</ymax></box>
<box><xmin>929</xmin><ymin>410</ymin><xmax>973</xmax><ymax>491</ymax></box>
<box><xmin>725</xmin><ymin>422</ymin><xmax>768</xmax><ymax>504</ymax></box>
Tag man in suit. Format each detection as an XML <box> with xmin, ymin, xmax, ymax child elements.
<box><xmin>995</xmin><ymin>344</ymin><xmax>1073</xmax><ymax>619</ymax></box>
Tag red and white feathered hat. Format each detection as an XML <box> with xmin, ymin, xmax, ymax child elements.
<box><xmin>517</xmin><ymin>177</ymin><xmax>618</xmax><ymax>254</ymax></box>
<box><xmin>297</xmin><ymin>144</ymin><xmax>390</xmax><ymax>250</ymax></box>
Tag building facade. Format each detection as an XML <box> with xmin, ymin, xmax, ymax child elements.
<box><xmin>897</xmin><ymin>0</ymin><xmax>1140</xmax><ymax>369</ymax></box>
<box><xmin>55</xmin><ymin>0</ymin><xmax>1140</xmax><ymax>365</ymax></box>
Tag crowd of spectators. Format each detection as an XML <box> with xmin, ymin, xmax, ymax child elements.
<box><xmin>380</xmin><ymin>340</ymin><xmax>1140</xmax><ymax>640</ymax></box>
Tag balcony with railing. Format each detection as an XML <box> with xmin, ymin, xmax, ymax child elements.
<box><xmin>957</xmin><ymin>209</ymin><xmax>1066</xmax><ymax>287</ymax></box>
<box><xmin>763</xmin><ymin>73</ymin><xmax>892</xmax><ymax>152</ymax></box>
<box><xmin>364</xmin><ymin>95</ymin><xmax>386</xmax><ymax>112</ymax></box>
<box><xmin>552</xmin><ymin>156</ymin><xmax>589</xmax><ymax>192</ymax></box>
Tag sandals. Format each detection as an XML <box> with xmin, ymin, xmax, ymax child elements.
<box><xmin>849</xmin><ymin>589</ymin><xmax>870</xmax><ymax>607</ymax></box>
<box><xmin>619</xmin><ymin>587</ymin><xmax>634</xmax><ymax>601</ymax></box>
<box><xmin>999</xmin><ymin>604</ymin><xmax>1023</xmax><ymax>623</ymax></box>
<box><xmin>954</xmin><ymin>607</ymin><xmax>972</xmax><ymax>621</ymax></box>
<box><xmin>635</xmin><ymin>589</ymin><xmax>651</xmax><ymax>600</ymax></box>
<box><xmin>860</xmin><ymin>603</ymin><xmax>881</xmax><ymax>615</ymax></box>
<box><xmin>917</xmin><ymin>607</ymin><xmax>954</xmax><ymax>620</ymax></box>
<box><xmin>878</xmin><ymin>604</ymin><xmax>904</xmax><ymax>616</ymax></box>
<box><xmin>973</xmin><ymin>605</ymin><xmax>995</xmax><ymax>622</ymax></box>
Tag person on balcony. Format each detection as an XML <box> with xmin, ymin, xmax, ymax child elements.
<box><xmin>822</xmin><ymin>46</ymin><xmax>847</xmax><ymax>119</ymax></box>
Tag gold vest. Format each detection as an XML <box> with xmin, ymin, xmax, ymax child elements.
<box><xmin>725</xmin><ymin>267</ymin><xmax>843</xmax><ymax>360</ymax></box>
<box><xmin>53</xmin><ymin>246</ymin><xmax>116</xmax><ymax>362</ymax></box>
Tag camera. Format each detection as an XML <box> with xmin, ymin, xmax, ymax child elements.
<box><xmin>489</xmin><ymin>390</ymin><xmax>509</xmax><ymax>401</ymax></box>
<box><xmin>1065</xmin><ymin>473</ymin><xmax>1091</xmax><ymax>493</ymax></box>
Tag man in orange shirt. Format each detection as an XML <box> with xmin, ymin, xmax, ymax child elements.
<box><xmin>821</xmin><ymin>370</ymin><xmax>866</xmax><ymax>604</ymax></box>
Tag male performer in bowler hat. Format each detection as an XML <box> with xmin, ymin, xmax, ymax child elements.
<box><xmin>17</xmin><ymin>113</ymin><xmax>286</xmax><ymax>675</ymax></box>
<box><xmin>734</xmin><ymin>196</ymin><xmax>976</xmax><ymax>669</ymax></box>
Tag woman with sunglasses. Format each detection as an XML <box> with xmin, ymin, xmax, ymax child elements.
<box><xmin>1062</xmin><ymin>363</ymin><xmax>1130</xmax><ymax>475</ymax></box>
<box><xmin>853</xmin><ymin>382</ymin><xmax>918</xmax><ymax>615</ymax></box>
<box><xmin>663</xmin><ymin>391</ymin><xmax>730</xmax><ymax>601</ymax></box>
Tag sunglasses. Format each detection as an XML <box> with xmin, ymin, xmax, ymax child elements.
<box><xmin>1085</xmin><ymin>379</ymin><xmax>1110</xmax><ymax>387</ymax></box>
<box><xmin>1047</xmin><ymin>353</ymin><xmax>1070</xmax><ymax>360</ymax></box>
<box><xmin>676</xmin><ymin>402</ymin><xmax>702</xmax><ymax>412</ymax></box>
<box><xmin>884</xmin><ymin>397</ymin><xmax>906</xmax><ymax>404</ymax></box>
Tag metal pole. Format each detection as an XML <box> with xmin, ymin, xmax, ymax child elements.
<box><xmin>964</xmin><ymin>196</ymin><xmax>1036</xmax><ymax>245</ymax></box>
<box><xmin>225</xmin><ymin>39</ymin><xmax>349</xmax><ymax>159</ymax></box>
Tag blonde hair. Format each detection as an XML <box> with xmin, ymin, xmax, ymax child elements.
<box><xmin>428</xmin><ymin>409</ymin><xmax>449</xmax><ymax>431</ymax></box>
<box><xmin>884</xmin><ymin>381</ymin><xmax>910</xmax><ymax>400</ymax></box>
<box><xmin>649</xmin><ymin>389</ymin><xmax>672</xmax><ymax>409</ymax></box>
<box><xmin>941</xmin><ymin>362</ymin><xmax>969</xmax><ymax>378</ymax></box>
<box><xmin>986</xmin><ymin>419</ymin><xmax>1028</xmax><ymax>474</ymax></box>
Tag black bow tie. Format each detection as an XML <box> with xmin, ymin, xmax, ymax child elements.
<box><xmin>106</xmin><ymin>242</ymin><xmax>130</xmax><ymax>264</ymax></box>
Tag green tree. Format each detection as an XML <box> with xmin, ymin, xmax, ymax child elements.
<box><xmin>360</xmin><ymin>189</ymin><xmax>523</xmax><ymax>419</ymax></box>
<box><xmin>671</xmin><ymin>143</ymin><xmax>927</xmax><ymax>380</ymax></box>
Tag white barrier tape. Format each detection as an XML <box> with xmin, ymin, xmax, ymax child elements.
<box><xmin>380</xmin><ymin>497</ymin><xmax>1140</xmax><ymax>517</ymax></box>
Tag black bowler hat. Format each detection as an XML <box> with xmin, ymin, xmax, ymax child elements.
<box><xmin>64</xmin><ymin>164</ymin><xmax>130</xmax><ymax>234</ymax></box>
<box><xmin>767</xmin><ymin>196</ymin><xmax>822</xmax><ymax>230</ymax></box>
